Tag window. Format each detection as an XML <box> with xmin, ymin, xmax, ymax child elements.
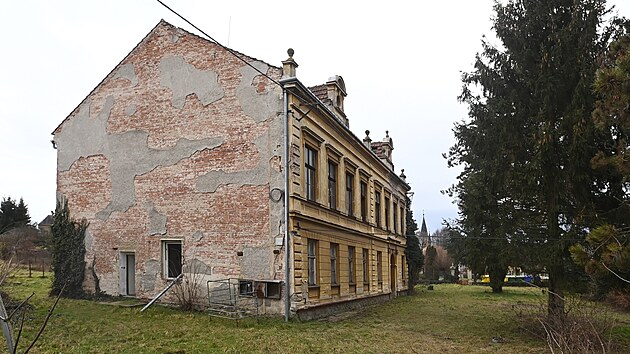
<box><xmin>345</xmin><ymin>173</ymin><xmax>354</xmax><ymax>216</ymax></box>
<box><xmin>362</xmin><ymin>248</ymin><xmax>369</xmax><ymax>284</ymax></box>
<box><xmin>400</xmin><ymin>205</ymin><xmax>405</xmax><ymax>235</ymax></box>
<box><xmin>348</xmin><ymin>246</ymin><xmax>355</xmax><ymax>284</ymax></box>
<box><xmin>305</xmin><ymin>146</ymin><xmax>317</xmax><ymax>201</ymax></box>
<box><xmin>401</xmin><ymin>256</ymin><xmax>406</xmax><ymax>283</ymax></box>
<box><xmin>239</xmin><ymin>280</ymin><xmax>254</xmax><ymax>296</ymax></box>
<box><xmin>360</xmin><ymin>181</ymin><xmax>368</xmax><ymax>222</ymax></box>
<box><xmin>330</xmin><ymin>243</ymin><xmax>339</xmax><ymax>285</ymax></box>
<box><xmin>163</xmin><ymin>240</ymin><xmax>182</xmax><ymax>278</ymax></box>
<box><xmin>393</xmin><ymin>202</ymin><xmax>398</xmax><ymax>234</ymax></box>
<box><xmin>384</xmin><ymin>197</ymin><xmax>390</xmax><ymax>230</ymax></box>
<box><xmin>328</xmin><ymin>160</ymin><xmax>337</xmax><ymax>210</ymax></box>
<box><xmin>377</xmin><ymin>251</ymin><xmax>383</xmax><ymax>283</ymax></box>
<box><xmin>375</xmin><ymin>190</ymin><xmax>381</xmax><ymax>227</ymax></box>
<box><xmin>307</xmin><ymin>239</ymin><xmax>318</xmax><ymax>286</ymax></box>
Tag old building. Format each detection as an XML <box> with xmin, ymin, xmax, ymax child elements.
<box><xmin>53</xmin><ymin>20</ymin><xmax>410</xmax><ymax>319</ymax></box>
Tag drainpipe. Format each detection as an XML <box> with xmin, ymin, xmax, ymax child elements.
<box><xmin>283</xmin><ymin>87</ymin><xmax>291</xmax><ymax>322</ymax></box>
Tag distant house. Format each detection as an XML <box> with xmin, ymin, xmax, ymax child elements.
<box><xmin>38</xmin><ymin>215</ymin><xmax>53</xmax><ymax>236</ymax></box>
<box><xmin>53</xmin><ymin>20</ymin><xmax>410</xmax><ymax>319</ymax></box>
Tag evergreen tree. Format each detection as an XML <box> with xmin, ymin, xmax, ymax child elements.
<box><xmin>0</xmin><ymin>197</ymin><xmax>31</xmax><ymax>233</ymax></box>
<box><xmin>50</xmin><ymin>199</ymin><xmax>88</xmax><ymax>298</ymax></box>
<box><xmin>404</xmin><ymin>200</ymin><xmax>423</xmax><ymax>289</ymax></box>
<box><xmin>447</xmin><ymin>0</ymin><xmax>619</xmax><ymax>315</ymax></box>
<box><xmin>571</xmin><ymin>31</ymin><xmax>630</xmax><ymax>297</ymax></box>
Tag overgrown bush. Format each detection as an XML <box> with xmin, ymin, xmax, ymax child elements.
<box><xmin>172</xmin><ymin>258</ymin><xmax>206</xmax><ymax>311</ymax></box>
<box><xmin>607</xmin><ymin>290</ymin><xmax>630</xmax><ymax>311</ymax></box>
<box><xmin>50</xmin><ymin>199</ymin><xmax>88</xmax><ymax>298</ymax></box>
<box><xmin>514</xmin><ymin>294</ymin><xmax>617</xmax><ymax>353</ymax></box>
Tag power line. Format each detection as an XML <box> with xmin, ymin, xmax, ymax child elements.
<box><xmin>156</xmin><ymin>1</ymin><xmax>333</xmax><ymax>129</ymax></box>
<box><xmin>156</xmin><ymin>0</ymin><xmax>282</xmax><ymax>87</ymax></box>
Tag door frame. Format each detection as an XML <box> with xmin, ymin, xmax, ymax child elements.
<box><xmin>119</xmin><ymin>252</ymin><xmax>136</xmax><ymax>296</ymax></box>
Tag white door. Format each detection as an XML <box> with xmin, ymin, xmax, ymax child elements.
<box><xmin>119</xmin><ymin>253</ymin><xmax>136</xmax><ymax>296</ymax></box>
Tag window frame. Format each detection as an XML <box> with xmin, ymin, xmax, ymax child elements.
<box><xmin>393</xmin><ymin>201</ymin><xmax>398</xmax><ymax>234</ymax></box>
<box><xmin>307</xmin><ymin>239</ymin><xmax>318</xmax><ymax>286</ymax></box>
<box><xmin>348</xmin><ymin>246</ymin><xmax>356</xmax><ymax>284</ymax></box>
<box><xmin>360</xmin><ymin>181</ymin><xmax>368</xmax><ymax>222</ymax></box>
<box><xmin>375</xmin><ymin>190</ymin><xmax>381</xmax><ymax>227</ymax></box>
<box><xmin>345</xmin><ymin>172</ymin><xmax>354</xmax><ymax>216</ymax></box>
<box><xmin>305</xmin><ymin>145</ymin><xmax>317</xmax><ymax>202</ymax></box>
<box><xmin>362</xmin><ymin>248</ymin><xmax>369</xmax><ymax>284</ymax></box>
<box><xmin>384</xmin><ymin>196</ymin><xmax>390</xmax><ymax>230</ymax></box>
<box><xmin>400</xmin><ymin>204</ymin><xmax>405</xmax><ymax>235</ymax></box>
<box><xmin>330</xmin><ymin>243</ymin><xmax>339</xmax><ymax>286</ymax></box>
<box><xmin>377</xmin><ymin>251</ymin><xmax>383</xmax><ymax>284</ymax></box>
<box><xmin>162</xmin><ymin>240</ymin><xmax>182</xmax><ymax>279</ymax></box>
<box><xmin>327</xmin><ymin>160</ymin><xmax>338</xmax><ymax>210</ymax></box>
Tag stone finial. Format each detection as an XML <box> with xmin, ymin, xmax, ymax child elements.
<box><xmin>282</xmin><ymin>48</ymin><xmax>298</xmax><ymax>78</ymax></box>
<box><xmin>363</xmin><ymin>130</ymin><xmax>372</xmax><ymax>149</ymax></box>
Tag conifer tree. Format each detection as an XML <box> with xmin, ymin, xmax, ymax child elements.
<box><xmin>50</xmin><ymin>199</ymin><xmax>88</xmax><ymax>298</ymax></box>
<box><xmin>448</xmin><ymin>0</ymin><xmax>619</xmax><ymax>316</ymax></box>
<box><xmin>404</xmin><ymin>200</ymin><xmax>423</xmax><ymax>289</ymax></box>
<box><xmin>0</xmin><ymin>197</ymin><xmax>31</xmax><ymax>233</ymax></box>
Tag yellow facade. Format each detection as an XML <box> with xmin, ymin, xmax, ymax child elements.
<box><xmin>282</xmin><ymin>57</ymin><xmax>410</xmax><ymax>312</ymax></box>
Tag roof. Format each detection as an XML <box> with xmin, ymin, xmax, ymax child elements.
<box><xmin>420</xmin><ymin>215</ymin><xmax>428</xmax><ymax>234</ymax></box>
<box><xmin>39</xmin><ymin>214</ymin><xmax>54</xmax><ymax>226</ymax></box>
<box><xmin>370</xmin><ymin>141</ymin><xmax>388</xmax><ymax>159</ymax></box>
<box><xmin>307</xmin><ymin>84</ymin><xmax>331</xmax><ymax>105</ymax></box>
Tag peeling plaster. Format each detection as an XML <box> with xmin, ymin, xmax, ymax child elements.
<box><xmin>145</xmin><ymin>202</ymin><xmax>167</xmax><ymax>236</ymax></box>
<box><xmin>192</xmin><ymin>230</ymin><xmax>204</xmax><ymax>242</ymax></box>
<box><xmin>56</xmin><ymin>95</ymin><xmax>224</xmax><ymax>220</ymax></box>
<box><xmin>185</xmin><ymin>258</ymin><xmax>212</xmax><ymax>275</ymax></box>
<box><xmin>159</xmin><ymin>55</ymin><xmax>224</xmax><ymax>109</ymax></box>
<box><xmin>124</xmin><ymin>103</ymin><xmax>137</xmax><ymax>116</ymax></box>
<box><xmin>141</xmin><ymin>259</ymin><xmax>160</xmax><ymax>292</ymax></box>
<box><xmin>241</xmin><ymin>247</ymin><xmax>273</xmax><ymax>279</ymax></box>
<box><xmin>84</xmin><ymin>229</ymin><xmax>94</xmax><ymax>251</ymax></box>
<box><xmin>112</xmin><ymin>63</ymin><xmax>139</xmax><ymax>86</ymax></box>
<box><xmin>236</xmin><ymin>62</ymin><xmax>281</xmax><ymax>123</ymax></box>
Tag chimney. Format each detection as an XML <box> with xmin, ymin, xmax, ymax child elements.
<box><xmin>282</xmin><ymin>48</ymin><xmax>298</xmax><ymax>79</ymax></box>
<box><xmin>369</xmin><ymin>131</ymin><xmax>394</xmax><ymax>171</ymax></box>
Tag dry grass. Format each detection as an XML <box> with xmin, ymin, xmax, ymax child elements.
<box><xmin>1</xmin><ymin>273</ymin><xmax>629</xmax><ymax>353</ymax></box>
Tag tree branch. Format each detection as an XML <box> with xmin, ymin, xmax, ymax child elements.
<box><xmin>23</xmin><ymin>283</ymin><xmax>66</xmax><ymax>354</ymax></box>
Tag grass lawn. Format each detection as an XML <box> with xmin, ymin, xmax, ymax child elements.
<box><xmin>2</xmin><ymin>273</ymin><xmax>629</xmax><ymax>353</ymax></box>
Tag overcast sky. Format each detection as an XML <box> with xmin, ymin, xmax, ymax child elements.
<box><xmin>1</xmin><ymin>0</ymin><xmax>629</xmax><ymax>233</ymax></box>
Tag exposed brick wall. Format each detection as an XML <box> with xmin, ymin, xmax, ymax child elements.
<box><xmin>55</xmin><ymin>21</ymin><xmax>284</xmax><ymax>300</ymax></box>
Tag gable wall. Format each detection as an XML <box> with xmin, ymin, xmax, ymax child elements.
<box><xmin>54</xmin><ymin>22</ymin><xmax>285</xmax><ymax>303</ymax></box>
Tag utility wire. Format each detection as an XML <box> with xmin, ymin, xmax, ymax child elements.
<box><xmin>299</xmin><ymin>226</ymin><xmax>592</xmax><ymax>242</ymax></box>
<box><xmin>156</xmin><ymin>0</ymin><xmax>282</xmax><ymax>87</ymax></box>
<box><xmin>155</xmin><ymin>1</ymin><xmax>332</xmax><ymax>115</ymax></box>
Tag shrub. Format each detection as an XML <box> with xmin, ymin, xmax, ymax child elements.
<box><xmin>50</xmin><ymin>199</ymin><xmax>88</xmax><ymax>298</ymax></box>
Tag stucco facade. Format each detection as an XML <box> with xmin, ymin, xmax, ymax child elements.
<box><xmin>53</xmin><ymin>20</ymin><xmax>410</xmax><ymax>318</ymax></box>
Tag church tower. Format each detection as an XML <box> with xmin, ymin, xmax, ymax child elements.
<box><xmin>418</xmin><ymin>213</ymin><xmax>430</xmax><ymax>249</ymax></box>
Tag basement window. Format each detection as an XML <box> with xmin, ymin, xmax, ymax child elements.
<box><xmin>239</xmin><ymin>280</ymin><xmax>255</xmax><ymax>297</ymax></box>
<box><xmin>163</xmin><ymin>240</ymin><xmax>182</xmax><ymax>279</ymax></box>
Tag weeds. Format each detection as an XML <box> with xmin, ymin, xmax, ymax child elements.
<box><xmin>514</xmin><ymin>290</ymin><xmax>618</xmax><ymax>353</ymax></box>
